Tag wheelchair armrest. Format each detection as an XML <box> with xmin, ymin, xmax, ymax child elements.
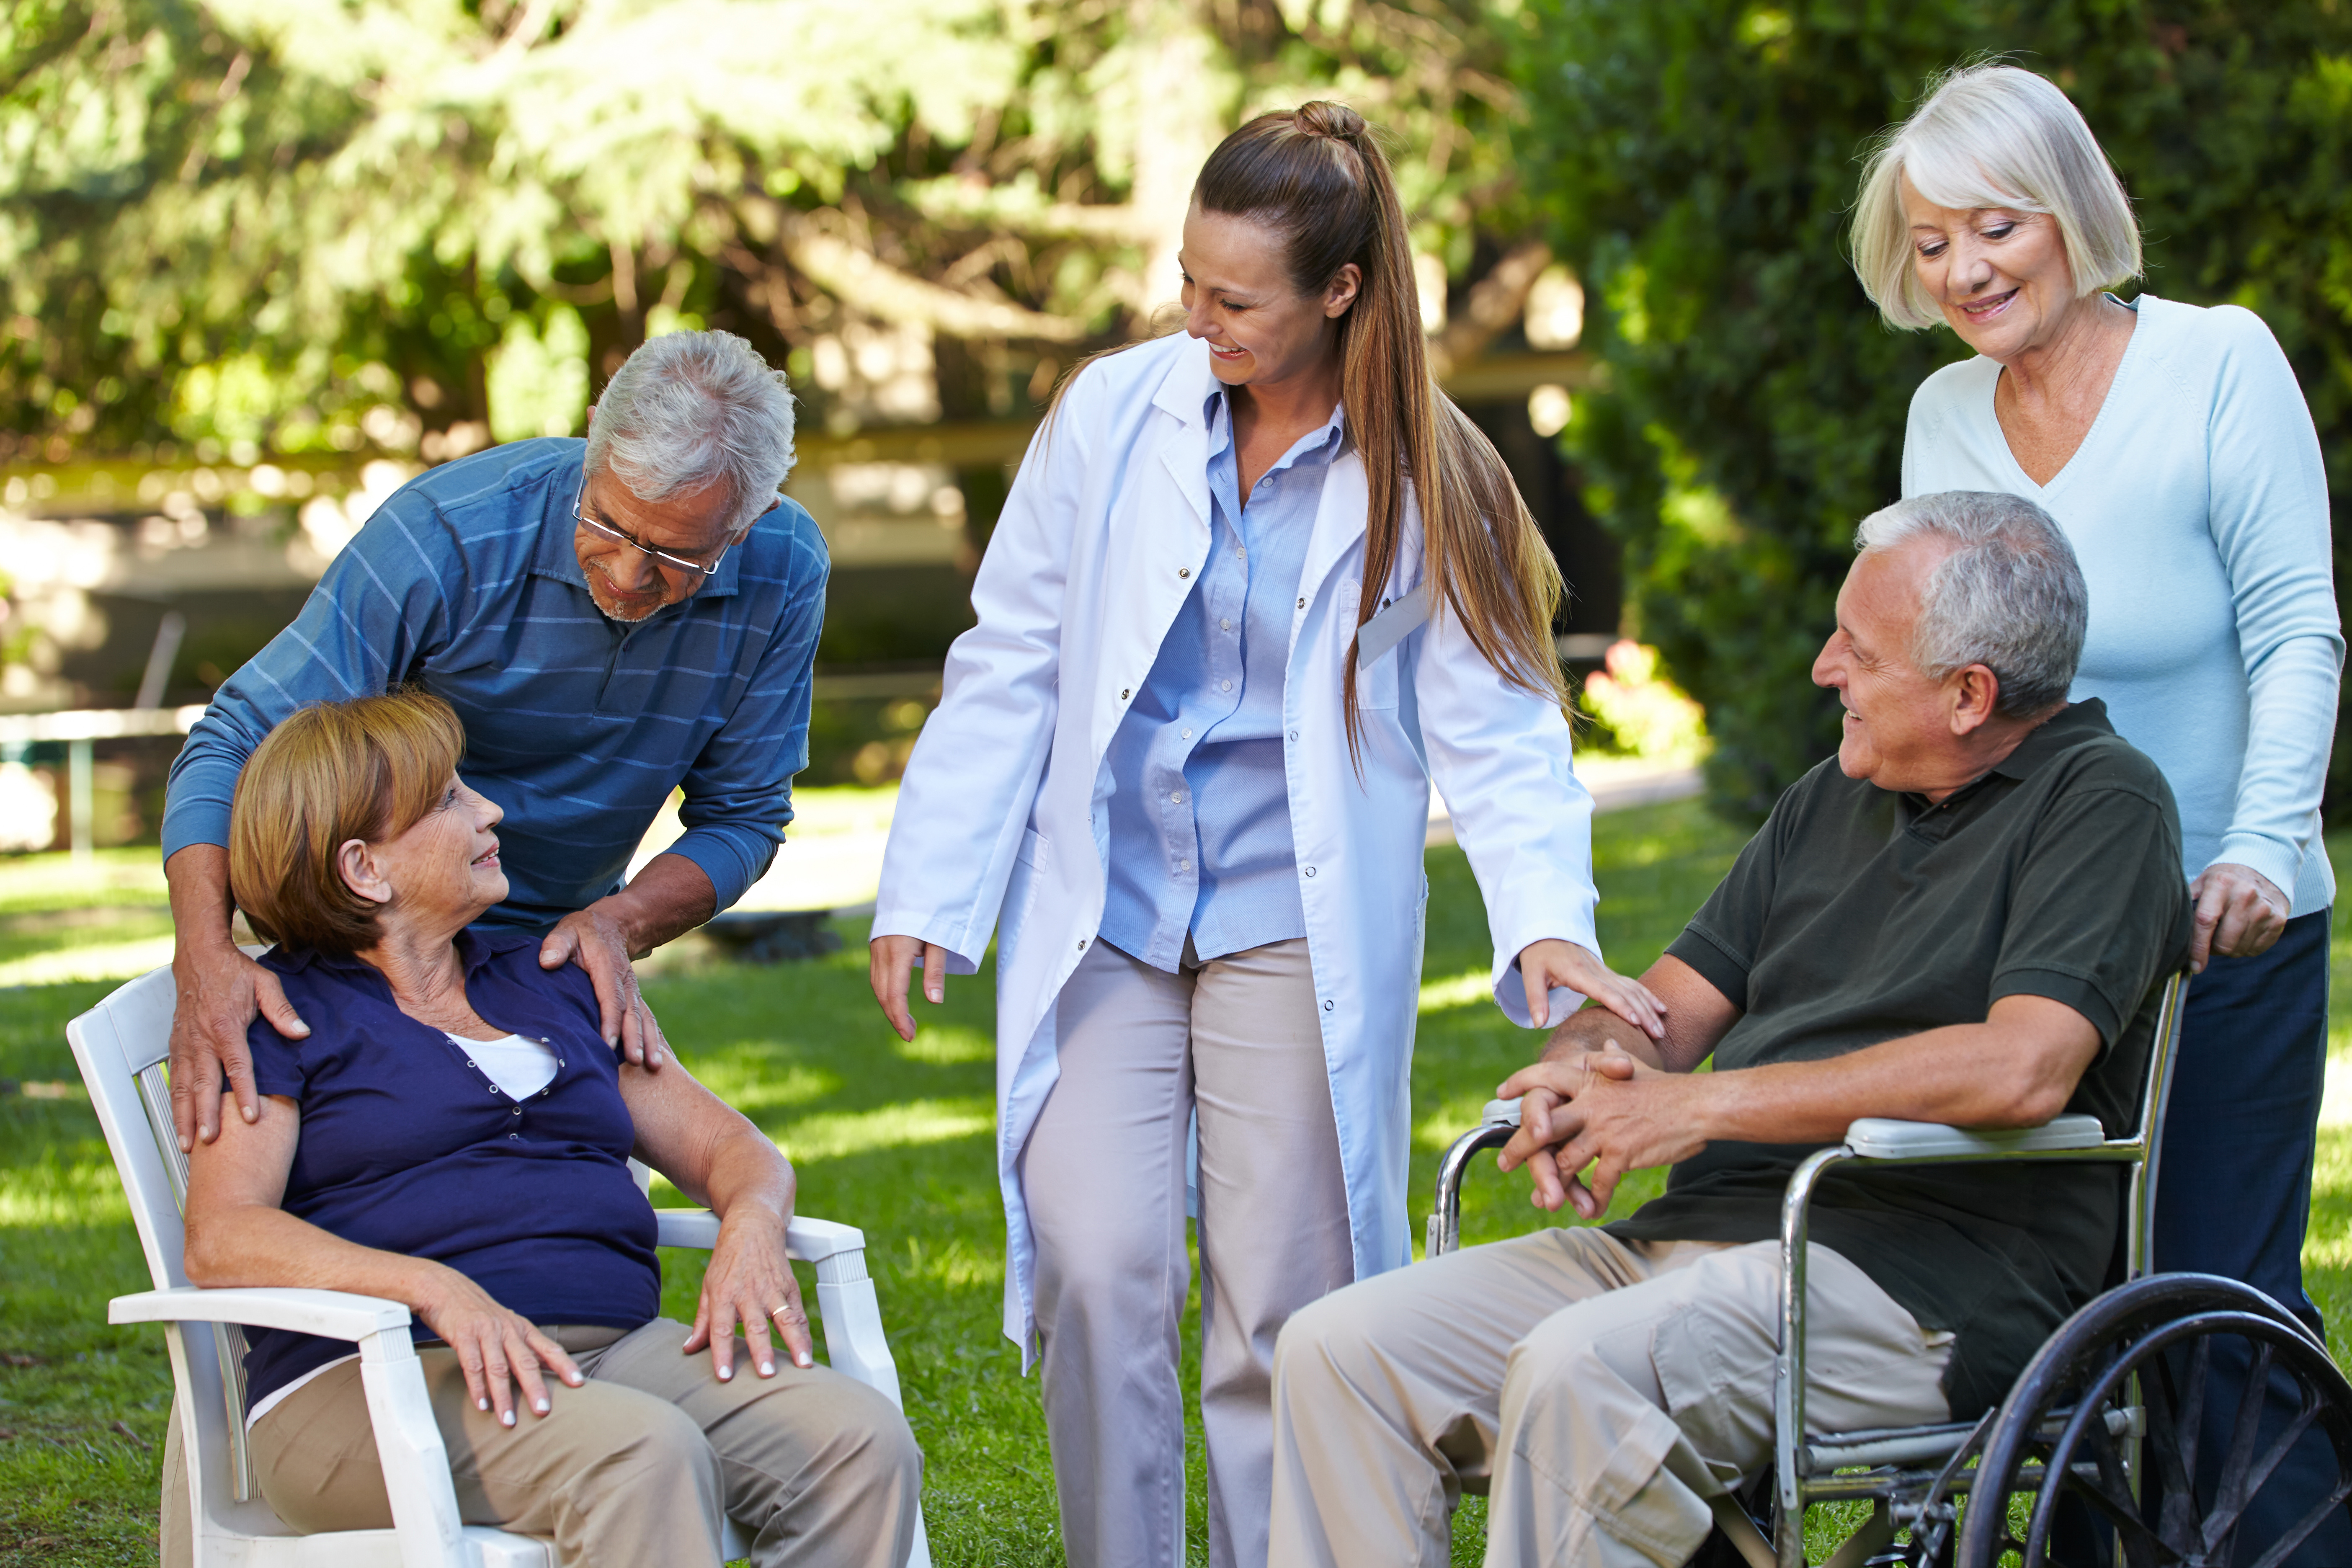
<box><xmin>1843</xmin><ymin>1114</ymin><xmax>2105</xmax><ymax>1161</ymax></box>
<box><xmin>111</xmin><ymin>1285</ymin><xmax>412</xmax><ymax>1344</ymax></box>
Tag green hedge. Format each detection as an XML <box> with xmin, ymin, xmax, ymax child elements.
<box><xmin>1515</xmin><ymin>1</ymin><xmax>2352</xmax><ymax>823</ymax></box>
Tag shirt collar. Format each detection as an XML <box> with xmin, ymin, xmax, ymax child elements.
<box><xmin>1202</xmin><ymin>386</ymin><xmax>1349</xmax><ymax>462</ymax></box>
<box><xmin>1895</xmin><ymin>699</ymin><xmax>2113</xmax><ymax>817</ymax></box>
<box><xmin>528</xmin><ymin>456</ymin><xmax>746</xmax><ymax>606</ymax></box>
<box><xmin>266</xmin><ymin>925</ymin><xmax>535</xmax><ymax>979</ymax></box>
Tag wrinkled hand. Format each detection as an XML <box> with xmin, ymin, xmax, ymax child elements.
<box><xmin>168</xmin><ymin>938</ymin><xmax>308</xmax><ymax>1151</ymax></box>
<box><xmin>1496</xmin><ymin>1046</ymin><xmax>1706</xmax><ymax>1220</ymax></box>
<box><xmin>2187</xmin><ymin>862</ymin><xmax>2288</xmax><ymax>972</ymax></box>
<box><xmin>869</xmin><ymin>934</ymin><xmax>949</xmax><ymax>1042</ymax></box>
<box><xmin>1516</xmin><ymin>939</ymin><xmax>1666</xmax><ymax>1037</ymax></box>
<box><xmin>682</xmin><ymin>1208</ymin><xmax>813</xmax><ymax>1380</ymax></box>
<box><xmin>540</xmin><ymin>903</ymin><xmax>667</xmax><ymax>1066</ymax></box>
<box><xmin>413</xmin><ymin>1269</ymin><xmax>583</xmax><ymax>1427</ymax></box>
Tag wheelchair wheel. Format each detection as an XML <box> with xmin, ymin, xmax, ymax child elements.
<box><xmin>1955</xmin><ymin>1274</ymin><xmax>2352</xmax><ymax>1568</ymax></box>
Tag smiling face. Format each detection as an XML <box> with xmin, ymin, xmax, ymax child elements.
<box><xmin>1898</xmin><ymin>173</ymin><xmax>2088</xmax><ymax>364</ymax></box>
<box><xmin>1811</xmin><ymin>540</ymin><xmax>1977</xmax><ymax>794</ymax></box>
<box><xmin>1178</xmin><ymin>205</ymin><xmax>1360</xmax><ymax>390</ymax></box>
<box><xmin>338</xmin><ymin>774</ymin><xmax>508</xmax><ymax>939</ymax></box>
<box><xmin>573</xmin><ymin>464</ymin><xmax>737</xmax><ymax>623</ymax></box>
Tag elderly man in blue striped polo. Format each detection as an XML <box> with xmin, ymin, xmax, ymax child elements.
<box><xmin>160</xmin><ymin>329</ymin><xmax>827</xmax><ymax>1151</ymax></box>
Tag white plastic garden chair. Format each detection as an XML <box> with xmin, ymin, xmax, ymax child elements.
<box><xmin>68</xmin><ymin>959</ymin><xmax>933</xmax><ymax>1568</ymax></box>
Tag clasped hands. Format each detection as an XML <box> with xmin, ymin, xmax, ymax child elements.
<box><xmin>1496</xmin><ymin>1041</ymin><xmax>1708</xmax><ymax>1222</ymax></box>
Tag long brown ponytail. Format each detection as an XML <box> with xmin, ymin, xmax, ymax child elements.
<box><xmin>1192</xmin><ymin>102</ymin><xmax>1569</xmax><ymax>754</ymax></box>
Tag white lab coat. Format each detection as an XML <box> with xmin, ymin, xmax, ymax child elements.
<box><xmin>872</xmin><ymin>332</ymin><xmax>1602</xmax><ymax>1359</ymax></box>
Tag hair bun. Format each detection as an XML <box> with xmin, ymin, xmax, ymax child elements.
<box><xmin>1295</xmin><ymin>101</ymin><xmax>1367</xmax><ymax>141</ymax></box>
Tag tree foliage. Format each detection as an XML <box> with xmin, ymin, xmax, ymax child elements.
<box><xmin>1516</xmin><ymin>0</ymin><xmax>2352</xmax><ymax>822</ymax></box>
<box><xmin>2</xmin><ymin>0</ymin><xmax>1545</xmax><ymax>465</ymax></box>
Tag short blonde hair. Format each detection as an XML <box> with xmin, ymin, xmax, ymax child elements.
<box><xmin>227</xmin><ymin>692</ymin><xmax>465</xmax><ymax>955</ymax></box>
<box><xmin>1852</xmin><ymin>63</ymin><xmax>2142</xmax><ymax>330</ymax></box>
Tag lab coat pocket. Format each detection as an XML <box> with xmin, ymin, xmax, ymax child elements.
<box><xmin>1343</xmin><ymin>581</ymin><xmax>1401</xmax><ymax>710</ymax></box>
<box><xmin>1002</xmin><ymin>828</ymin><xmax>1050</xmax><ymax>953</ymax></box>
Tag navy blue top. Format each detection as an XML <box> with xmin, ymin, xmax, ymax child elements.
<box><xmin>238</xmin><ymin>931</ymin><xmax>661</xmax><ymax>1408</ymax></box>
<box><xmin>162</xmin><ymin>438</ymin><xmax>830</xmax><ymax>932</ymax></box>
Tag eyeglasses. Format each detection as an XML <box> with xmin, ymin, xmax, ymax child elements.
<box><xmin>573</xmin><ymin>477</ymin><xmax>734</xmax><ymax>580</ymax></box>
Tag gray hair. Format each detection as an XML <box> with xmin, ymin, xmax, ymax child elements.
<box><xmin>585</xmin><ymin>330</ymin><xmax>796</xmax><ymax>536</ymax></box>
<box><xmin>1854</xmin><ymin>490</ymin><xmax>2086</xmax><ymax>716</ymax></box>
<box><xmin>1851</xmin><ymin>62</ymin><xmax>2142</xmax><ymax>331</ymax></box>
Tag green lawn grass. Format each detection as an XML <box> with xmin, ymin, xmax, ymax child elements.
<box><xmin>2</xmin><ymin>810</ymin><xmax>2344</xmax><ymax>1565</ymax></box>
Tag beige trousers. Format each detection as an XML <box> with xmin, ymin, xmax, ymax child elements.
<box><xmin>1267</xmin><ymin>1230</ymin><xmax>1954</xmax><ymax>1568</ymax></box>
<box><xmin>1022</xmin><ymin>936</ymin><xmax>1354</xmax><ymax>1568</ymax></box>
<box><xmin>162</xmin><ymin>1319</ymin><xmax>919</xmax><ymax>1568</ymax></box>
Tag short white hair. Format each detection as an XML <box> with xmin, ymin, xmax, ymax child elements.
<box><xmin>1854</xmin><ymin>490</ymin><xmax>2087</xmax><ymax>717</ymax></box>
<box><xmin>586</xmin><ymin>330</ymin><xmax>797</xmax><ymax>536</ymax></box>
<box><xmin>1851</xmin><ymin>63</ymin><xmax>2142</xmax><ymax>331</ymax></box>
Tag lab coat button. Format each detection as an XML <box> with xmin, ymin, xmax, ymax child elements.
<box><xmin>1303</xmin><ymin>865</ymin><xmax>1316</xmax><ymax>877</ymax></box>
<box><xmin>1178</xmin><ymin>566</ymin><xmax>1191</xmax><ymax>578</ymax></box>
<box><xmin>1120</xmin><ymin>688</ymin><xmax>1131</xmax><ymax>700</ymax></box>
<box><xmin>1077</xmin><ymin>939</ymin><xmax>1088</xmax><ymax>951</ymax></box>
<box><xmin>1296</xmin><ymin>597</ymin><xmax>1305</xmax><ymax>609</ymax></box>
<box><xmin>1322</xmin><ymin>999</ymin><xmax>1334</xmax><ymax>1011</ymax></box>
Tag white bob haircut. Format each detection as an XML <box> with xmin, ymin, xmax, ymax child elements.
<box><xmin>1854</xmin><ymin>490</ymin><xmax>2087</xmax><ymax>717</ymax></box>
<box><xmin>1851</xmin><ymin>63</ymin><xmax>2142</xmax><ymax>331</ymax></box>
<box><xmin>586</xmin><ymin>329</ymin><xmax>797</xmax><ymax>536</ymax></box>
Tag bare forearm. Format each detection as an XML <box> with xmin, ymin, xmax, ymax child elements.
<box><xmin>185</xmin><ymin>1204</ymin><xmax>458</xmax><ymax>1308</ymax></box>
<box><xmin>697</xmin><ymin>1120</ymin><xmax>795</xmax><ymax>1226</ymax></box>
<box><xmin>165</xmin><ymin>843</ymin><xmax>238</xmax><ymax>956</ymax></box>
<box><xmin>1684</xmin><ymin>1015</ymin><xmax>2093</xmax><ymax>1145</ymax></box>
<box><xmin>1540</xmin><ymin>954</ymin><xmax>1735</xmax><ymax>1073</ymax></box>
<box><xmin>600</xmin><ymin>853</ymin><xmax>717</xmax><ymax>958</ymax></box>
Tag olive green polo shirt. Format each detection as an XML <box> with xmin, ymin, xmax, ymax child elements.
<box><xmin>1605</xmin><ymin>700</ymin><xmax>2191</xmax><ymax>1417</ymax></box>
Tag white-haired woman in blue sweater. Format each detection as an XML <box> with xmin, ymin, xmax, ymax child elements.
<box><xmin>1852</xmin><ymin>61</ymin><xmax>2344</xmax><ymax>1559</ymax></box>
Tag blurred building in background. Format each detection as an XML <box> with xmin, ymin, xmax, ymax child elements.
<box><xmin>0</xmin><ymin>0</ymin><xmax>1626</xmax><ymax>847</ymax></box>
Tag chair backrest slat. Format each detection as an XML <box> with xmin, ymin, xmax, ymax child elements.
<box><xmin>72</xmin><ymin>967</ymin><xmax>258</xmax><ymax>1504</ymax></box>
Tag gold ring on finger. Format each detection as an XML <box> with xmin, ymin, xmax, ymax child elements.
<box><xmin>769</xmin><ymin>1304</ymin><xmax>792</xmax><ymax>1319</ymax></box>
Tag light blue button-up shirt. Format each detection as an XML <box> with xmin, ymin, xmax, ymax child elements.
<box><xmin>1099</xmin><ymin>392</ymin><xmax>1346</xmax><ymax>971</ymax></box>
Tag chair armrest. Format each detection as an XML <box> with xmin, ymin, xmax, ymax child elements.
<box><xmin>656</xmin><ymin>1208</ymin><xmax>722</xmax><ymax>1250</ymax></box>
<box><xmin>787</xmin><ymin>1215</ymin><xmax>867</xmax><ymax>1264</ymax></box>
<box><xmin>652</xmin><ymin>1208</ymin><xmax>869</xmax><ymax>1264</ymax></box>
<box><xmin>110</xmin><ymin>1285</ymin><xmax>411</xmax><ymax>1343</ymax></box>
<box><xmin>1843</xmin><ymin>1114</ymin><xmax>2104</xmax><ymax>1160</ymax></box>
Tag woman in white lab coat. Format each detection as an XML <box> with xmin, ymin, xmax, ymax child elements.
<box><xmin>868</xmin><ymin>102</ymin><xmax>1658</xmax><ymax>1568</ymax></box>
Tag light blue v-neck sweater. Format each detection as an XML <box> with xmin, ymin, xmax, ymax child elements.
<box><xmin>1903</xmin><ymin>294</ymin><xmax>2342</xmax><ymax>916</ymax></box>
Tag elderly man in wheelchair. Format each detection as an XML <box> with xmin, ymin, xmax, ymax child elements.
<box><xmin>1266</xmin><ymin>490</ymin><xmax>2263</xmax><ymax>1567</ymax></box>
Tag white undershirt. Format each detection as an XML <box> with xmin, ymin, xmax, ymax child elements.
<box><xmin>242</xmin><ymin>1032</ymin><xmax>563</xmax><ymax>1429</ymax></box>
<box><xmin>447</xmin><ymin>1031</ymin><xmax>560</xmax><ymax>1101</ymax></box>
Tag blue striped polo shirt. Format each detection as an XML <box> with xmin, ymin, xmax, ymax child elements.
<box><xmin>161</xmin><ymin>438</ymin><xmax>828</xmax><ymax>931</ymax></box>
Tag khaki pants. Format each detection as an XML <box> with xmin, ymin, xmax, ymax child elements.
<box><xmin>1022</xmin><ymin>936</ymin><xmax>1354</xmax><ymax>1568</ymax></box>
<box><xmin>162</xmin><ymin>1320</ymin><xmax>919</xmax><ymax>1568</ymax></box>
<box><xmin>1267</xmin><ymin>1230</ymin><xmax>1953</xmax><ymax>1568</ymax></box>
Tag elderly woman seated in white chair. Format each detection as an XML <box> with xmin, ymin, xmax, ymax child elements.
<box><xmin>170</xmin><ymin>689</ymin><xmax>920</xmax><ymax>1568</ymax></box>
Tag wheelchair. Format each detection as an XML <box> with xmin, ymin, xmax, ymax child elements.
<box><xmin>1429</xmin><ymin>974</ymin><xmax>2352</xmax><ymax>1566</ymax></box>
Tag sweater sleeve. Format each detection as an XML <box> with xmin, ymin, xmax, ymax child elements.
<box><xmin>2200</xmin><ymin>307</ymin><xmax>2344</xmax><ymax>899</ymax></box>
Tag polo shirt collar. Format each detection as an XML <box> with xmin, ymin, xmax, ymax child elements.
<box><xmin>528</xmin><ymin>456</ymin><xmax>746</xmax><ymax>605</ymax></box>
<box><xmin>1896</xmin><ymin>699</ymin><xmax>2114</xmax><ymax>820</ymax></box>
<box><xmin>1987</xmin><ymin>698</ymin><xmax>2111</xmax><ymax>781</ymax></box>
